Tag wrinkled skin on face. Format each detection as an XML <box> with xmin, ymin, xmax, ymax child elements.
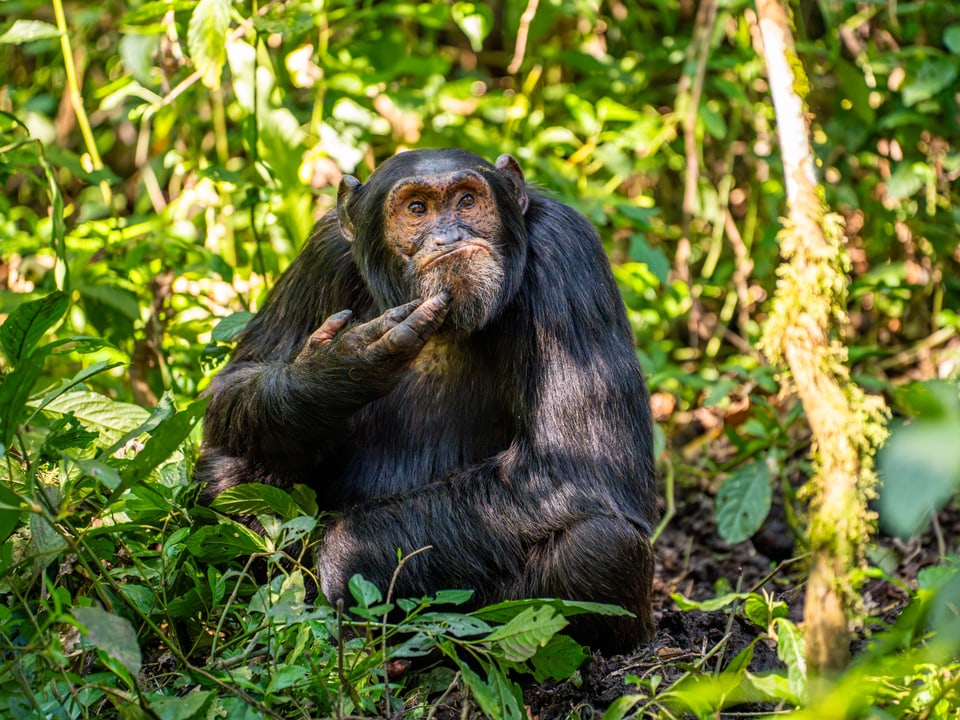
<box><xmin>337</xmin><ymin>151</ymin><xmax>530</xmax><ymax>336</ymax></box>
<box><xmin>383</xmin><ymin>169</ymin><xmax>506</xmax><ymax>333</ymax></box>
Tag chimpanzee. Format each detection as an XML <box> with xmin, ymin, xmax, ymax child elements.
<box><xmin>194</xmin><ymin>148</ymin><xmax>657</xmax><ymax>652</ymax></box>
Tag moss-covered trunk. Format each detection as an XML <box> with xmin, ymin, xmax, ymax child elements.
<box><xmin>754</xmin><ymin>0</ymin><xmax>888</xmax><ymax>678</ymax></box>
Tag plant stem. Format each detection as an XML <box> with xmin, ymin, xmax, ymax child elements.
<box><xmin>51</xmin><ymin>0</ymin><xmax>112</xmax><ymax>208</ymax></box>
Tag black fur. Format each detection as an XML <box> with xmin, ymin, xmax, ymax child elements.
<box><xmin>194</xmin><ymin>149</ymin><xmax>657</xmax><ymax>652</ymax></box>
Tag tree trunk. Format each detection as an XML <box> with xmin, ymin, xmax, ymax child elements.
<box><xmin>754</xmin><ymin>0</ymin><xmax>888</xmax><ymax>680</ymax></box>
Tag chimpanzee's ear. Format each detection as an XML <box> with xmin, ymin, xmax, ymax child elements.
<box><xmin>337</xmin><ymin>176</ymin><xmax>361</xmax><ymax>243</ymax></box>
<box><xmin>495</xmin><ymin>154</ymin><xmax>529</xmax><ymax>215</ymax></box>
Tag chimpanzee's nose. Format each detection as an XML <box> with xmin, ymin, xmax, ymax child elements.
<box><xmin>429</xmin><ymin>225</ymin><xmax>466</xmax><ymax>247</ymax></box>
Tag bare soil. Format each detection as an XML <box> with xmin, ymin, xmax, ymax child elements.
<box><xmin>516</xmin><ymin>474</ymin><xmax>958</xmax><ymax>720</ymax></box>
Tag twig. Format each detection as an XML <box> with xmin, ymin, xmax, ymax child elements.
<box><xmin>380</xmin><ymin>545</ymin><xmax>433</xmax><ymax>718</ymax></box>
<box><xmin>508</xmin><ymin>0</ymin><xmax>540</xmax><ymax>74</ymax></box>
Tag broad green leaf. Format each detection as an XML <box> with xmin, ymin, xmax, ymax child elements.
<box><xmin>602</xmin><ymin>695</ymin><xmax>645</xmax><ymax>720</ymax></box>
<box><xmin>715</xmin><ymin>458</ymin><xmax>772</xmax><ymax>544</ymax></box>
<box><xmin>30</xmin><ymin>512</ymin><xmax>68</xmax><ymax>563</ymax></box>
<box><xmin>76</xmin><ymin>283</ymin><xmax>140</xmax><ymax>321</ymax></box>
<box><xmin>775</xmin><ymin>619</ymin><xmax>806</xmax><ymax>703</ymax></box>
<box><xmin>183</xmin><ymin>522</ymin><xmax>267</xmax><ymax>561</ymax></box>
<box><xmin>188</xmin><ymin>0</ymin><xmax>231</xmax><ymax>89</ymax></box>
<box><xmin>75</xmin><ymin>459</ymin><xmax>123</xmax><ymax>490</ymax></box>
<box><xmin>266</xmin><ymin>665</ymin><xmax>307</xmax><ymax>694</ymax></box>
<box><xmin>743</xmin><ymin>594</ymin><xmax>788</xmax><ymax>628</ymax></box>
<box><xmin>148</xmin><ymin>690</ymin><xmax>214</xmax><ymax>720</ymax></box>
<box><xmin>946</xmin><ymin>25</ymin><xmax>960</xmax><ymax>54</ymax></box>
<box><xmin>485</xmin><ymin>605</ymin><xmax>567</xmax><ymax>662</ymax></box>
<box><xmin>628</xmin><ymin>235</ymin><xmax>670</xmax><ymax>286</ymax></box>
<box><xmin>473</xmin><ymin>597</ymin><xmax>633</xmax><ymax>623</ymax></box>
<box><xmin>400</xmin><ymin>611</ymin><xmax>491</xmax><ymax>638</ymax></box>
<box><xmin>878</xmin><ymin>416</ymin><xmax>960</xmax><ymax>537</ymax></box>
<box><xmin>348</xmin><ymin>574</ymin><xmax>383</xmax><ymax>609</ymax></box>
<box><xmin>432</xmin><ymin>588</ymin><xmax>475</xmax><ymax>606</ymax></box>
<box><xmin>0</xmin><ymin>290</ymin><xmax>68</xmax><ymax>364</ymax></box>
<box><xmin>31</xmin><ymin>360</ymin><xmax>124</xmax><ymax>421</ymax></box>
<box><xmin>528</xmin><ymin>634</ymin><xmax>588</xmax><ymax>681</ymax></box>
<box><xmin>71</xmin><ymin>606</ymin><xmax>142</xmax><ymax>678</ymax></box>
<box><xmin>211</xmin><ymin>311</ymin><xmax>253</xmax><ymax>343</ymax></box>
<box><xmin>101</xmin><ymin>391</ymin><xmax>177</xmax><ymax>460</ymax></box>
<box><xmin>42</xmin><ymin>391</ymin><xmax>150</xmax><ymax>448</ymax></box>
<box><xmin>902</xmin><ymin>57</ymin><xmax>960</xmax><ymax>106</ymax></box>
<box><xmin>886</xmin><ymin>162</ymin><xmax>930</xmax><ymax>202</ymax></box>
<box><xmin>211</xmin><ymin>483</ymin><xmax>301</xmax><ymax>520</ymax></box>
<box><xmin>0</xmin><ymin>20</ymin><xmax>61</xmax><ymax>44</ymax></box>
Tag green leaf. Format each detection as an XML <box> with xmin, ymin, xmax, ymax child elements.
<box><xmin>113</xmin><ymin>398</ymin><xmax>207</xmax><ymax>499</ymax></box>
<box><xmin>0</xmin><ymin>20</ymin><xmax>61</xmax><ymax>44</ymax></box>
<box><xmin>211</xmin><ymin>483</ymin><xmax>301</xmax><ymax>520</ymax></box>
<box><xmin>715</xmin><ymin>458</ymin><xmax>772</xmax><ymax>544</ymax></box>
<box><xmin>946</xmin><ymin>25</ymin><xmax>960</xmax><ymax>54</ymax></box>
<box><xmin>31</xmin><ymin>360</ymin><xmax>125</xmax><ymax>421</ymax></box>
<box><xmin>457</xmin><ymin>660</ymin><xmax>525</xmax><ymax>720</ymax></box>
<box><xmin>602</xmin><ymin>695</ymin><xmax>645</xmax><ymax>720</ymax></box>
<box><xmin>878</xmin><ymin>415</ymin><xmax>960</xmax><ymax>537</ymax></box>
<box><xmin>451</xmin><ymin>3</ymin><xmax>492</xmax><ymax>52</ymax></box>
<box><xmin>528</xmin><ymin>634</ymin><xmax>588</xmax><ymax>681</ymax></box>
<box><xmin>0</xmin><ymin>363</ymin><xmax>42</xmax><ymax>449</ymax></box>
<box><xmin>886</xmin><ymin>162</ymin><xmax>929</xmax><ymax>202</ymax></box>
<box><xmin>183</xmin><ymin>522</ymin><xmax>267</xmax><ymax>561</ymax></box>
<box><xmin>743</xmin><ymin>594</ymin><xmax>788</xmax><ymax>628</ymax></box>
<box><xmin>0</xmin><ymin>291</ymin><xmax>68</xmax><ymax>364</ymax></box>
<box><xmin>348</xmin><ymin>574</ymin><xmax>383</xmax><ymax>609</ymax></box>
<box><xmin>473</xmin><ymin>597</ymin><xmax>633</xmax><ymax>623</ymax></box>
<box><xmin>188</xmin><ymin>0</ymin><xmax>231</xmax><ymax>89</ymax></box>
<box><xmin>670</xmin><ymin>591</ymin><xmax>753</xmax><ymax>612</ymax></box>
<box><xmin>266</xmin><ymin>665</ymin><xmax>308</xmax><ymax>694</ymax></box>
<box><xmin>0</xmin><ymin>483</ymin><xmax>23</xmax><ymax>545</ymax></box>
<box><xmin>775</xmin><ymin>619</ymin><xmax>806</xmax><ymax>703</ymax></box>
<box><xmin>71</xmin><ymin>606</ymin><xmax>142</xmax><ymax>678</ymax></box>
<box><xmin>75</xmin><ymin>459</ymin><xmax>123</xmax><ymax>490</ymax></box>
<box><xmin>41</xmin><ymin>391</ymin><xmax>150</xmax><ymax>448</ymax></box>
<box><xmin>901</xmin><ymin>57</ymin><xmax>960</xmax><ymax>106</ymax></box>
<box><xmin>100</xmin><ymin>391</ymin><xmax>177</xmax><ymax>460</ymax></box>
<box><xmin>211</xmin><ymin>311</ymin><xmax>253</xmax><ymax>343</ymax></box>
<box><xmin>485</xmin><ymin>605</ymin><xmax>567</xmax><ymax>662</ymax></box>
<box><xmin>148</xmin><ymin>690</ymin><xmax>214</xmax><ymax>720</ymax></box>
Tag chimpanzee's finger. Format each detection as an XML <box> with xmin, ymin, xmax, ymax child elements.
<box><xmin>377</xmin><ymin>293</ymin><xmax>451</xmax><ymax>354</ymax></box>
<box><xmin>354</xmin><ymin>299</ymin><xmax>422</xmax><ymax>342</ymax></box>
<box><xmin>295</xmin><ymin>310</ymin><xmax>353</xmax><ymax>360</ymax></box>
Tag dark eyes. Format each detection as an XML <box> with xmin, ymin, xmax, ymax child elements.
<box><xmin>407</xmin><ymin>193</ymin><xmax>476</xmax><ymax>215</ymax></box>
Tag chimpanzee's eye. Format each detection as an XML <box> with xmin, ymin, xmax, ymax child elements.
<box><xmin>408</xmin><ymin>200</ymin><xmax>427</xmax><ymax>215</ymax></box>
<box><xmin>458</xmin><ymin>193</ymin><xmax>476</xmax><ymax>209</ymax></box>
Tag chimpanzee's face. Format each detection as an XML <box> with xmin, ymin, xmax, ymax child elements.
<box><xmin>382</xmin><ymin>168</ymin><xmax>507</xmax><ymax>333</ymax></box>
<box><xmin>337</xmin><ymin>150</ymin><xmax>529</xmax><ymax>335</ymax></box>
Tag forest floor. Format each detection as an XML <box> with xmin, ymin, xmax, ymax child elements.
<box><xmin>515</xmin><ymin>420</ymin><xmax>957</xmax><ymax>720</ymax></box>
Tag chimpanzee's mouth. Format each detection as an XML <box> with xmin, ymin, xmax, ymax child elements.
<box><xmin>422</xmin><ymin>242</ymin><xmax>489</xmax><ymax>270</ymax></box>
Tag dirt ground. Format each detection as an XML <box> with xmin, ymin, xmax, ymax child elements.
<box><xmin>517</xmin><ymin>473</ymin><xmax>956</xmax><ymax>720</ymax></box>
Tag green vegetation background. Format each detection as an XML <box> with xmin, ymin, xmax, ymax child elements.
<box><xmin>1</xmin><ymin>0</ymin><xmax>960</xmax><ymax>717</ymax></box>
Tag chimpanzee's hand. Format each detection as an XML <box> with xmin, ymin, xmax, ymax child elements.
<box><xmin>294</xmin><ymin>293</ymin><xmax>450</xmax><ymax>393</ymax></box>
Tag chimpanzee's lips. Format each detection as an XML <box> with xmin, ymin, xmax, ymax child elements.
<box><xmin>423</xmin><ymin>242</ymin><xmax>488</xmax><ymax>270</ymax></box>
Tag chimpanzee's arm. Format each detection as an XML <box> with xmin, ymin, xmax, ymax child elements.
<box><xmin>195</xmin><ymin>217</ymin><xmax>449</xmax><ymax>497</ymax></box>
